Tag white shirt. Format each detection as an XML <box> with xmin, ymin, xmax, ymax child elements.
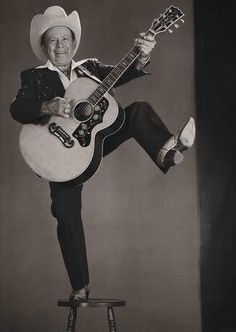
<box><xmin>36</xmin><ymin>59</ymin><xmax>86</xmax><ymax>89</ymax></box>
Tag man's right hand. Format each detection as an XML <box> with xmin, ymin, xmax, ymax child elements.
<box><xmin>41</xmin><ymin>97</ymin><xmax>71</xmax><ymax>119</ymax></box>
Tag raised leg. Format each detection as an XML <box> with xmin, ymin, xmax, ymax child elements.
<box><xmin>107</xmin><ymin>307</ymin><xmax>117</xmax><ymax>332</ymax></box>
<box><xmin>103</xmin><ymin>101</ymin><xmax>171</xmax><ymax>173</ymax></box>
<box><xmin>66</xmin><ymin>306</ymin><xmax>77</xmax><ymax>332</ymax></box>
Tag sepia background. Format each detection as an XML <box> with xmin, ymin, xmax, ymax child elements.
<box><xmin>0</xmin><ymin>0</ymin><xmax>200</xmax><ymax>331</ymax></box>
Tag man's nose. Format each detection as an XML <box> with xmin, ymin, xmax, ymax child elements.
<box><xmin>56</xmin><ymin>39</ymin><xmax>63</xmax><ymax>47</ymax></box>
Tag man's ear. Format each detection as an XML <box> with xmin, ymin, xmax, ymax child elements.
<box><xmin>41</xmin><ymin>44</ymin><xmax>48</xmax><ymax>57</ymax></box>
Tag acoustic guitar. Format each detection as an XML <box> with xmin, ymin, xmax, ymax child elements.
<box><xmin>19</xmin><ymin>5</ymin><xmax>184</xmax><ymax>184</ymax></box>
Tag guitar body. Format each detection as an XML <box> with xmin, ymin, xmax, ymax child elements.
<box><xmin>19</xmin><ymin>77</ymin><xmax>125</xmax><ymax>183</ymax></box>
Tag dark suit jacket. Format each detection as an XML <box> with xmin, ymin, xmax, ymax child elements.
<box><xmin>10</xmin><ymin>58</ymin><xmax>148</xmax><ymax>124</ymax></box>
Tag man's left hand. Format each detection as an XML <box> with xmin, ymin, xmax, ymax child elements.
<box><xmin>135</xmin><ymin>32</ymin><xmax>156</xmax><ymax>67</ymax></box>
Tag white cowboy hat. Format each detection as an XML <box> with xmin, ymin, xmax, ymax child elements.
<box><xmin>30</xmin><ymin>6</ymin><xmax>81</xmax><ymax>63</ymax></box>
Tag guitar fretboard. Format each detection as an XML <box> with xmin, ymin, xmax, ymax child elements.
<box><xmin>87</xmin><ymin>45</ymin><xmax>141</xmax><ymax>106</ymax></box>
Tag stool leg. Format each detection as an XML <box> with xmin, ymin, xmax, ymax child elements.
<box><xmin>66</xmin><ymin>306</ymin><xmax>77</xmax><ymax>332</ymax></box>
<box><xmin>107</xmin><ymin>307</ymin><xmax>117</xmax><ymax>332</ymax></box>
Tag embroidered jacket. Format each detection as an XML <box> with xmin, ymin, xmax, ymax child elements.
<box><xmin>10</xmin><ymin>58</ymin><xmax>148</xmax><ymax>124</ymax></box>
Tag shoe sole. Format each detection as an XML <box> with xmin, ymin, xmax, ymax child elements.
<box><xmin>177</xmin><ymin>117</ymin><xmax>196</xmax><ymax>151</ymax></box>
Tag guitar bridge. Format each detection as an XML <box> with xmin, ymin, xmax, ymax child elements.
<box><xmin>49</xmin><ymin>122</ymin><xmax>75</xmax><ymax>148</ymax></box>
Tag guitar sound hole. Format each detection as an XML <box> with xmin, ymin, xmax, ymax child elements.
<box><xmin>74</xmin><ymin>102</ymin><xmax>93</xmax><ymax>121</ymax></box>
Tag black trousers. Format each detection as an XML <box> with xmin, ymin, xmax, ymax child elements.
<box><xmin>49</xmin><ymin>101</ymin><xmax>171</xmax><ymax>290</ymax></box>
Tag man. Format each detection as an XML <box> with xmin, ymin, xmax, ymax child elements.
<box><xmin>10</xmin><ymin>6</ymin><xmax>195</xmax><ymax>301</ymax></box>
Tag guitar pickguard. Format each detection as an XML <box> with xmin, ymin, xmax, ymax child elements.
<box><xmin>72</xmin><ymin>97</ymin><xmax>109</xmax><ymax>147</ymax></box>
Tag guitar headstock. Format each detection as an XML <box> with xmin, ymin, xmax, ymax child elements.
<box><xmin>149</xmin><ymin>6</ymin><xmax>184</xmax><ymax>35</ymax></box>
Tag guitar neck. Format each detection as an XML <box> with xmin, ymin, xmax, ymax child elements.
<box><xmin>87</xmin><ymin>28</ymin><xmax>157</xmax><ymax>106</ymax></box>
<box><xmin>87</xmin><ymin>45</ymin><xmax>141</xmax><ymax>106</ymax></box>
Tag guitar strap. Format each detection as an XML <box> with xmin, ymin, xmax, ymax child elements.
<box><xmin>74</xmin><ymin>65</ymin><xmax>102</xmax><ymax>84</ymax></box>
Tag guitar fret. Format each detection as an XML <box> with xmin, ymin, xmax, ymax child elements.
<box><xmin>104</xmin><ymin>77</ymin><xmax>113</xmax><ymax>85</ymax></box>
<box><xmin>113</xmin><ymin>68</ymin><xmax>122</xmax><ymax>75</ymax></box>
<box><xmin>116</xmin><ymin>65</ymin><xmax>123</xmax><ymax>72</ymax></box>
<box><xmin>102</xmin><ymin>80</ymin><xmax>110</xmax><ymax>87</ymax></box>
<box><xmin>93</xmin><ymin>92</ymin><xmax>100</xmax><ymax>99</ymax></box>
<box><xmin>121</xmin><ymin>60</ymin><xmax>128</xmax><ymax>66</ymax></box>
<box><xmin>97</xmin><ymin>86</ymin><xmax>106</xmax><ymax>94</ymax></box>
<box><xmin>107</xmin><ymin>73</ymin><xmax>118</xmax><ymax>81</ymax></box>
<box><xmin>88</xmin><ymin>95</ymin><xmax>97</xmax><ymax>103</ymax></box>
<box><xmin>100</xmin><ymin>83</ymin><xmax>107</xmax><ymax>91</ymax></box>
<box><xmin>94</xmin><ymin>91</ymin><xmax>100</xmax><ymax>97</ymax></box>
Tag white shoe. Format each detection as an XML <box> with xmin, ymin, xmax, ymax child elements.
<box><xmin>157</xmin><ymin>117</ymin><xmax>196</xmax><ymax>168</ymax></box>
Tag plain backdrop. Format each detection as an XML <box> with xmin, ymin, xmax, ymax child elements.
<box><xmin>195</xmin><ymin>1</ymin><xmax>236</xmax><ymax>331</ymax></box>
<box><xmin>0</xmin><ymin>0</ymin><xmax>200</xmax><ymax>331</ymax></box>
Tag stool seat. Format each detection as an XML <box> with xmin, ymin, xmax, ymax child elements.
<box><xmin>58</xmin><ymin>297</ymin><xmax>126</xmax><ymax>332</ymax></box>
<box><xmin>58</xmin><ymin>298</ymin><xmax>126</xmax><ymax>308</ymax></box>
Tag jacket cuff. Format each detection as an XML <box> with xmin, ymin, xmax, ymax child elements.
<box><xmin>133</xmin><ymin>59</ymin><xmax>151</xmax><ymax>75</ymax></box>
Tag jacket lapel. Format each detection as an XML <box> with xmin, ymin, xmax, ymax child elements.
<box><xmin>44</xmin><ymin>69</ymin><xmax>65</xmax><ymax>97</ymax></box>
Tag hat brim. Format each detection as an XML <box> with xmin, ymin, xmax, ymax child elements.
<box><xmin>30</xmin><ymin>11</ymin><xmax>81</xmax><ymax>63</ymax></box>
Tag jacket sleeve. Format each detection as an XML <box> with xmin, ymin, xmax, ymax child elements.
<box><xmin>83</xmin><ymin>58</ymin><xmax>150</xmax><ymax>88</ymax></box>
<box><xmin>10</xmin><ymin>70</ymin><xmax>44</xmax><ymax>124</ymax></box>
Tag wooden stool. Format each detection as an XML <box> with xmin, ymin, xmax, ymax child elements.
<box><xmin>57</xmin><ymin>298</ymin><xmax>126</xmax><ymax>332</ymax></box>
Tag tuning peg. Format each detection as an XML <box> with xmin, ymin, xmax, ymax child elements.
<box><xmin>168</xmin><ymin>29</ymin><xmax>173</xmax><ymax>33</ymax></box>
<box><xmin>174</xmin><ymin>23</ymin><xmax>179</xmax><ymax>28</ymax></box>
<box><xmin>181</xmin><ymin>19</ymin><xmax>185</xmax><ymax>23</ymax></box>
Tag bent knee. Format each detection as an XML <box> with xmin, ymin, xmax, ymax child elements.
<box><xmin>126</xmin><ymin>101</ymin><xmax>154</xmax><ymax>119</ymax></box>
<box><xmin>129</xmin><ymin>101</ymin><xmax>152</xmax><ymax>110</ymax></box>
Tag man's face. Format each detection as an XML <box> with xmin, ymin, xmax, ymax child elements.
<box><xmin>43</xmin><ymin>26</ymin><xmax>76</xmax><ymax>67</ymax></box>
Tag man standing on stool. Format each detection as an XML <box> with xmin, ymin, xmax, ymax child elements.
<box><xmin>10</xmin><ymin>6</ymin><xmax>195</xmax><ymax>301</ymax></box>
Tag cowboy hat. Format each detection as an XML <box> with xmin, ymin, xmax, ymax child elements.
<box><xmin>30</xmin><ymin>6</ymin><xmax>81</xmax><ymax>63</ymax></box>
